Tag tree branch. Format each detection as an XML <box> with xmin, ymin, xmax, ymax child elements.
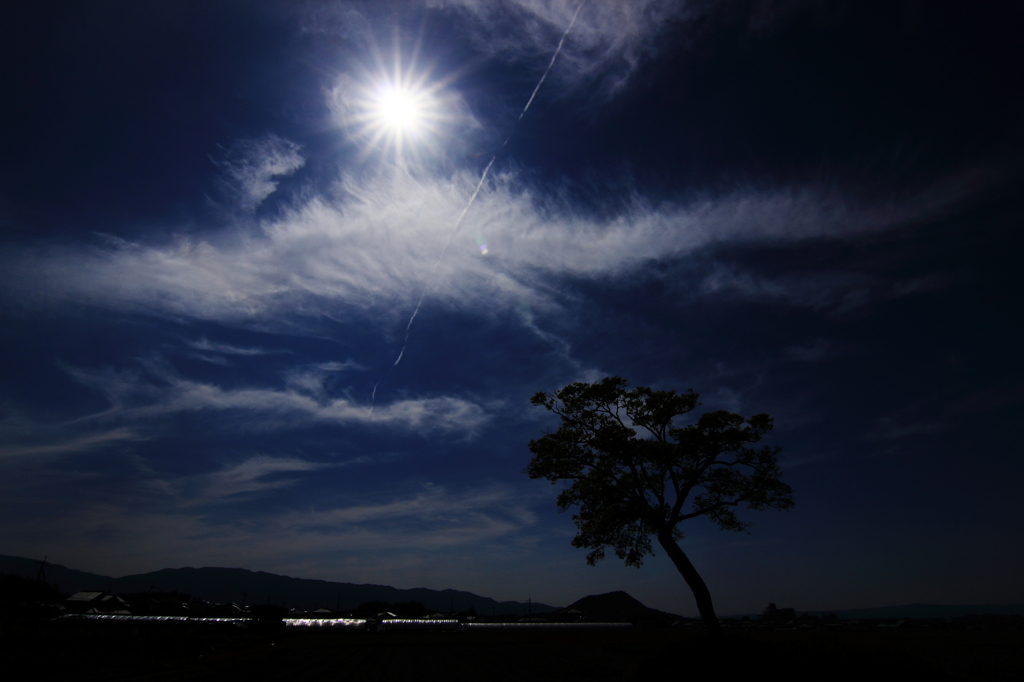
<box><xmin>679</xmin><ymin>497</ymin><xmax>744</xmax><ymax>521</ymax></box>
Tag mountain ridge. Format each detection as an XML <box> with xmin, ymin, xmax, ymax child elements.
<box><xmin>5</xmin><ymin>555</ymin><xmax>1022</xmax><ymax>619</ymax></box>
<box><xmin>0</xmin><ymin>554</ymin><xmax>557</xmax><ymax>613</ymax></box>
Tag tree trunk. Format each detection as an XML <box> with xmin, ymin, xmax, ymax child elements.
<box><xmin>657</xmin><ymin>532</ymin><xmax>722</xmax><ymax>635</ymax></box>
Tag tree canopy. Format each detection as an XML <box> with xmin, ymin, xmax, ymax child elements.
<box><xmin>527</xmin><ymin>376</ymin><xmax>794</xmax><ymax>633</ymax></box>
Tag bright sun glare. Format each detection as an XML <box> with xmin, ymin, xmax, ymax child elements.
<box><xmin>347</xmin><ymin>77</ymin><xmax>439</xmax><ymax>161</ymax></box>
<box><xmin>376</xmin><ymin>87</ymin><xmax>421</xmax><ymax>131</ymax></box>
<box><xmin>340</xmin><ymin>47</ymin><xmax>459</xmax><ymax>164</ymax></box>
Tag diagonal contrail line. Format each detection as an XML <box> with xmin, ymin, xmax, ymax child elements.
<box><xmin>371</xmin><ymin>1</ymin><xmax>585</xmax><ymax>412</ymax></box>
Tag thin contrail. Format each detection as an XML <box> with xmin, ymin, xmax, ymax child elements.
<box><xmin>371</xmin><ymin>1</ymin><xmax>585</xmax><ymax>412</ymax></box>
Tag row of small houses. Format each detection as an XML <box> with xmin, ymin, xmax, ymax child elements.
<box><xmin>59</xmin><ymin>593</ymin><xmax>643</xmax><ymax>631</ymax></box>
<box><xmin>51</xmin><ymin>594</ymin><xmax>1021</xmax><ymax>631</ymax></box>
<box><xmin>65</xmin><ymin>591</ymin><xmax>248</xmax><ymax>617</ymax></box>
<box><xmin>62</xmin><ymin>592</ymin><xmax>617</xmax><ymax>624</ymax></box>
<box><xmin>62</xmin><ymin>593</ymin><xmax>812</xmax><ymax>624</ymax></box>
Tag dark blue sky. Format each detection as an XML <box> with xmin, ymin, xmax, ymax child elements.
<box><xmin>1</xmin><ymin>0</ymin><xmax>1022</xmax><ymax>616</ymax></box>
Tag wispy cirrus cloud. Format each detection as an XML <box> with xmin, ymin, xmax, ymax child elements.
<box><xmin>0</xmin><ymin>406</ymin><xmax>147</xmax><ymax>459</ymax></box>
<box><xmin>0</xmin><ymin>479</ymin><xmax>539</xmax><ymax>580</ymax></box>
<box><xmin>0</xmin><ymin>168</ymin><xmax>960</xmax><ymax>333</ymax></box>
<box><xmin>187</xmin><ymin>338</ymin><xmax>286</xmax><ymax>356</ymax></box>
<box><xmin>184</xmin><ymin>454</ymin><xmax>337</xmax><ymax>502</ymax></box>
<box><xmin>276</xmin><ymin>485</ymin><xmax>536</xmax><ymax>546</ymax></box>
<box><xmin>212</xmin><ymin>134</ymin><xmax>305</xmax><ymax>212</ymax></box>
<box><xmin>0</xmin><ymin>426</ymin><xmax>144</xmax><ymax>459</ymax></box>
<box><xmin>427</xmin><ymin>0</ymin><xmax>697</xmax><ymax>98</ymax></box>
<box><xmin>284</xmin><ymin>361</ymin><xmax>367</xmax><ymax>397</ymax></box>
<box><xmin>185</xmin><ymin>337</ymin><xmax>293</xmax><ymax>366</ymax></box>
<box><xmin>698</xmin><ymin>263</ymin><xmax>951</xmax><ymax>315</ymax></box>
<box><xmin>66</xmin><ymin>361</ymin><xmax>490</xmax><ymax>437</ymax></box>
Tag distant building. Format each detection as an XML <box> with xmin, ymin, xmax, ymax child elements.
<box><xmin>65</xmin><ymin>592</ymin><xmax>131</xmax><ymax>615</ymax></box>
<box><xmin>762</xmin><ymin>603</ymin><xmax>796</xmax><ymax>622</ymax></box>
<box><xmin>206</xmin><ymin>602</ymin><xmax>247</xmax><ymax>618</ymax></box>
<box><xmin>550</xmin><ymin>607</ymin><xmax>586</xmax><ymax>623</ymax></box>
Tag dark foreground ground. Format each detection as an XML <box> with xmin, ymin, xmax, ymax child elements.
<box><xmin>2</xmin><ymin>619</ymin><xmax>1021</xmax><ymax>681</ymax></box>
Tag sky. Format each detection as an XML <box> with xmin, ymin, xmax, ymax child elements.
<box><xmin>1</xmin><ymin>0</ymin><xmax>1022</xmax><ymax>617</ymax></box>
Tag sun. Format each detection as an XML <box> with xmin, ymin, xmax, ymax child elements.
<box><xmin>333</xmin><ymin>44</ymin><xmax>463</xmax><ymax>165</ymax></box>
<box><xmin>345</xmin><ymin>74</ymin><xmax>442</xmax><ymax>162</ymax></box>
<box><xmin>375</xmin><ymin>85</ymin><xmax>423</xmax><ymax>133</ymax></box>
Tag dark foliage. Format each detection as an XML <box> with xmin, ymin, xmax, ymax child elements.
<box><xmin>527</xmin><ymin>376</ymin><xmax>794</xmax><ymax>632</ymax></box>
<box><xmin>0</xmin><ymin>573</ymin><xmax>67</xmax><ymax>617</ymax></box>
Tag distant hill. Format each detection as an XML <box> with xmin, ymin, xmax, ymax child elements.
<box><xmin>564</xmin><ymin>590</ymin><xmax>684</xmax><ymax>622</ymax></box>
<box><xmin>8</xmin><ymin>555</ymin><xmax>1020</xmax><ymax>620</ymax></box>
<box><xmin>0</xmin><ymin>554</ymin><xmax>115</xmax><ymax>595</ymax></box>
<box><xmin>0</xmin><ymin>555</ymin><xmax>557</xmax><ymax>614</ymax></box>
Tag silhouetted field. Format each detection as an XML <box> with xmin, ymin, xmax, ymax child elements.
<box><xmin>2</xmin><ymin>618</ymin><xmax>1021</xmax><ymax>680</ymax></box>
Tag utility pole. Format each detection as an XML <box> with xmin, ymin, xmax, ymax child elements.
<box><xmin>34</xmin><ymin>556</ymin><xmax>48</xmax><ymax>584</ymax></box>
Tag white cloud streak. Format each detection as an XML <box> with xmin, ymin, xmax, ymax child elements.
<box><xmin>213</xmin><ymin>135</ymin><xmax>305</xmax><ymax>212</ymax></box>
<box><xmin>187</xmin><ymin>337</ymin><xmax>285</xmax><ymax>356</ymax></box>
<box><xmin>699</xmin><ymin>263</ymin><xmax>951</xmax><ymax>314</ymax></box>
<box><xmin>1</xmin><ymin>169</ymin><xmax>952</xmax><ymax>332</ymax></box>
<box><xmin>0</xmin><ymin>426</ymin><xmax>143</xmax><ymax>458</ymax></box>
<box><xmin>275</xmin><ymin>486</ymin><xmax>536</xmax><ymax>547</ymax></box>
<box><xmin>284</xmin><ymin>361</ymin><xmax>366</xmax><ymax>397</ymax></box>
<box><xmin>67</xmin><ymin>362</ymin><xmax>490</xmax><ymax>436</ymax></box>
<box><xmin>427</xmin><ymin>0</ymin><xmax>698</xmax><ymax>98</ymax></box>
<box><xmin>188</xmin><ymin>454</ymin><xmax>335</xmax><ymax>501</ymax></box>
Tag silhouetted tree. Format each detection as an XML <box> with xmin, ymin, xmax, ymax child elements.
<box><xmin>0</xmin><ymin>573</ymin><xmax>66</xmax><ymax>617</ymax></box>
<box><xmin>527</xmin><ymin>377</ymin><xmax>794</xmax><ymax>635</ymax></box>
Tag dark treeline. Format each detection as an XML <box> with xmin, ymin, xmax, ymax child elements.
<box><xmin>1</xmin><ymin>573</ymin><xmax>66</xmax><ymax>607</ymax></box>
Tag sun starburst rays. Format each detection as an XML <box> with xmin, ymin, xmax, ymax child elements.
<box><xmin>339</xmin><ymin>49</ymin><xmax>458</xmax><ymax>167</ymax></box>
